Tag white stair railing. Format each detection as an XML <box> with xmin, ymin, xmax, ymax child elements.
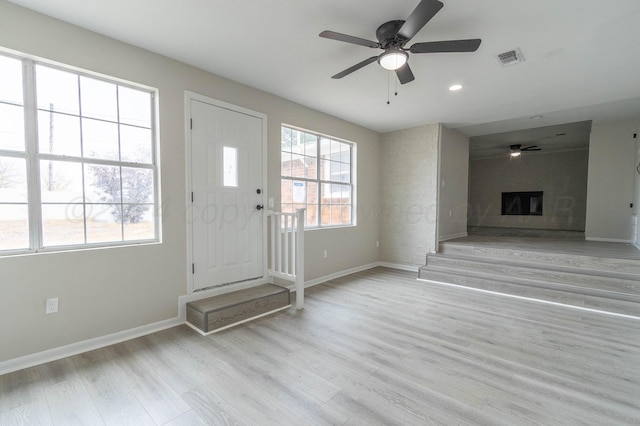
<box><xmin>268</xmin><ymin>209</ymin><xmax>305</xmax><ymax>309</ymax></box>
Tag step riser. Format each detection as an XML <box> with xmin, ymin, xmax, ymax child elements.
<box><xmin>419</xmin><ymin>270</ymin><xmax>640</xmax><ymax>317</ymax></box>
<box><xmin>186</xmin><ymin>284</ymin><xmax>290</xmax><ymax>334</ymax></box>
<box><xmin>439</xmin><ymin>244</ymin><xmax>640</xmax><ymax>275</ymax></box>
<box><xmin>427</xmin><ymin>257</ymin><xmax>640</xmax><ymax>296</ymax></box>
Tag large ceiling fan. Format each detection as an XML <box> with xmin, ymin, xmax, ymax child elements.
<box><xmin>319</xmin><ymin>0</ymin><xmax>481</xmax><ymax>84</ymax></box>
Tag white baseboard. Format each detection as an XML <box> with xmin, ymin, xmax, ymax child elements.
<box><xmin>0</xmin><ymin>262</ymin><xmax>419</xmax><ymax>376</ymax></box>
<box><xmin>438</xmin><ymin>232</ymin><xmax>468</xmax><ymax>242</ymax></box>
<box><xmin>284</xmin><ymin>262</ymin><xmax>418</xmax><ymax>293</ymax></box>
<box><xmin>586</xmin><ymin>237</ymin><xmax>633</xmax><ymax>243</ymax></box>
<box><xmin>0</xmin><ymin>316</ymin><xmax>183</xmax><ymax>376</ymax></box>
<box><xmin>377</xmin><ymin>262</ymin><xmax>421</xmax><ymax>272</ymax></box>
<box><xmin>290</xmin><ymin>262</ymin><xmax>380</xmax><ymax>290</ymax></box>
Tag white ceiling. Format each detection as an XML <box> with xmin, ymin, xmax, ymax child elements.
<box><xmin>8</xmin><ymin>0</ymin><xmax>640</xmax><ymax>138</ymax></box>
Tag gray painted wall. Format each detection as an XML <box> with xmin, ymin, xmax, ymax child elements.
<box><xmin>586</xmin><ymin>120</ymin><xmax>637</xmax><ymax>242</ymax></box>
<box><xmin>468</xmin><ymin>149</ymin><xmax>589</xmax><ymax>231</ymax></box>
<box><xmin>0</xmin><ymin>1</ymin><xmax>381</xmax><ymax>363</ymax></box>
<box><xmin>380</xmin><ymin>124</ymin><xmax>440</xmax><ymax>266</ymax></box>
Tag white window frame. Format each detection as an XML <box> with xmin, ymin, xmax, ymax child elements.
<box><xmin>0</xmin><ymin>50</ymin><xmax>160</xmax><ymax>256</ymax></box>
<box><xmin>281</xmin><ymin>125</ymin><xmax>356</xmax><ymax>229</ymax></box>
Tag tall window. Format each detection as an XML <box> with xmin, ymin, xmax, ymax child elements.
<box><xmin>281</xmin><ymin>125</ymin><xmax>354</xmax><ymax>228</ymax></box>
<box><xmin>0</xmin><ymin>51</ymin><xmax>159</xmax><ymax>254</ymax></box>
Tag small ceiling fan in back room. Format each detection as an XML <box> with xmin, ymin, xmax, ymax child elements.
<box><xmin>509</xmin><ymin>144</ymin><xmax>542</xmax><ymax>157</ymax></box>
<box><xmin>319</xmin><ymin>0</ymin><xmax>482</xmax><ymax>85</ymax></box>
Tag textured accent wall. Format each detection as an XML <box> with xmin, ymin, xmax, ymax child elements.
<box><xmin>438</xmin><ymin>127</ymin><xmax>469</xmax><ymax>241</ymax></box>
<box><xmin>468</xmin><ymin>149</ymin><xmax>589</xmax><ymax>231</ymax></box>
<box><xmin>380</xmin><ymin>124</ymin><xmax>440</xmax><ymax>266</ymax></box>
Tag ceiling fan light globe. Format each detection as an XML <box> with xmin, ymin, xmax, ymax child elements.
<box><xmin>510</xmin><ymin>151</ymin><xmax>521</xmax><ymax>157</ymax></box>
<box><xmin>379</xmin><ymin>50</ymin><xmax>408</xmax><ymax>71</ymax></box>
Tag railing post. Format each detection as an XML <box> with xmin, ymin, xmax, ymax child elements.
<box><xmin>295</xmin><ymin>208</ymin><xmax>305</xmax><ymax>309</ymax></box>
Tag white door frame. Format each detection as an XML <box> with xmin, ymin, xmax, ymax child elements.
<box><xmin>184</xmin><ymin>91</ymin><xmax>268</xmax><ymax>294</ymax></box>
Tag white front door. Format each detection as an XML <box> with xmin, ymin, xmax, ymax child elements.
<box><xmin>189</xmin><ymin>98</ymin><xmax>265</xmax><ymax>291</ymax></box>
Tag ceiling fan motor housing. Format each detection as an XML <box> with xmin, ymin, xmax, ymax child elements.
<box><xmin>376</xmin><ymin>20</ymin><xmax>408</xmax><ymax>48</ymax></box>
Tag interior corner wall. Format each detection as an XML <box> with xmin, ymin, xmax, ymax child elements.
<box><xmin>0</xmin><ymin>0</ymin><xmax>380</xmax><ymax>364</ymax></box>
<box><xmin>635</xmin><ymin>123</ymin><xmax>640</xmax><ymax>246</ymax></box>
<box><xmin>380</xmin><ymin>124</ymin><xmax>440</xmax><ymax>266</ymax></box>
<box><xmin>468</xmin><ymin>149</ymin><xmax>588</xmax><ymax>231</ymax></box>
<box><xmin>586</xmin><ymin>120</ymin><xmax>637</xmax><ymax>242</ymax></box>
<box><xmin>438</xmin><ymin>127</ymin><xmax>469</xmax><ymax>241</ymax></box>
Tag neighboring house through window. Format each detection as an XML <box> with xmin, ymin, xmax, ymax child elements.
<box><xmin>0</xmin><ymin>51</ymin><xmax>159</xmax><ymax>254</ymax></box>
<box><xmin>281</xmin><ymin>125</ymin><xmax>354</xmax><ymax>228</ymax></box>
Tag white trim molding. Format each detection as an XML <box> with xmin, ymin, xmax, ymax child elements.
<box><xmin>0</xmin><ymin>316</ymin><xmax>182</xmax><ymax>376</ymax></box>
<box><xmin>586</xmin><ymin>237</ymin><xmax>633</xmax><ymax>243</ymax></box>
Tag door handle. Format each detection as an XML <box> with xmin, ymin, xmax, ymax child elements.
<box><xmin>256</xmin><ymin>204</ymin><xmax>264</xmax><ymax>211</ymax></box>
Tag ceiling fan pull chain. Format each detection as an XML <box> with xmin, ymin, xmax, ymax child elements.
<box><xmin>387</xmin><ymin>72</ymin><xmax>391</xmax><ymax>105</ymax></box>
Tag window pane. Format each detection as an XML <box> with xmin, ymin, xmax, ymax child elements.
<box><xmin>122</xmin><ymin>167</ymin><xmax>154</xmax><ymax>204</ymax></box>
<box><xmin>304</xmin><ymin>156</ymin><xmax>317</xmax><ymax>180</ymax></box>
<box><xmin>281</xmin><ymin>127</ymin><xmax>292</xmax><ymax>151</ymax></box>
<box><xmin>222</xmin><ymin>146</ymin><xmax>238</xmax><ymax>187</ymax></box>
<box><xmin>80</xmin><ymin>76</ymin><xmax>118</xmax><ymax>122</ymax></box>
<box><xmin>0</xmin><ymin>55</ymin><xmax>23</xmax><ymax>105</ymax></box>
<box><xmin>0</xmin><ymin>103</ymin><xmax>25</xmax><ymax>151</ymax></box>
<box><xmin>306</xmin><ymin>181</ymin><xmax>318</xmax><ymax>205</ymax></box>
<box><xmin>280</xmin><ymin>151</ymin><xmax>292</xmax><ymax>177</ymax></box>
<box><xmin>281</xmin><ymin>179</ymin><xmax>292</xmax><ymax>204</ymax></box>
<box><xmin>86</xmin><ymin>203</ymin><xmax>122</xmax><ymax>243</ymax></box>
<box><xmin>37</xmin><ymin>110</ymin><xmax>81</xmax><ymax>157</ymax></box>
<box><xmin>86</xmin><ymin>164</ymin><xmax>121</xmax><ymax>204</ymax></box>
<box><xmin>291</xmin><ymin>154</ymin><xmax>305</xmax><ymax>178</ymax></box>
<box><xmin>40</xmin><ymin>160</ymin><xmax>83</xmax><ymax>202</ymax></box>
<box><xmin>305</xmin><ymin>205</ymin><xmax>318</xmax><ymax>227</ymax></box>
<box><xmin>321</xmin><ymin>205</ymin><xmax>331</xmax><ymax>226</ymax></box>
<box><xmin>319</xmin><ymin>160</ymin><xmax>331</xmax><ymax>180</ymax></box>
<box><xmin>0</xmin><ymin>204</ymin><xmax>29</xmax><ymax>250</ymax></box>
<box><xmin>340</xmin><ymin>163</ymin><xmax>351</xmax><ymax>183</ymax></box>
<box><xmin>120</xmin><ymin>125</ymin><xmax>152</xmax><ymax>164</ymax></box>
<box><xmin>304</xmin><ymin>136</ymin><xmax>317</xmax><ymax>158</ymax></box>
<box><xmin>118</xmin><ymin>86</ymin><xmax>151</xmax><ymax>128</ymax></box>
<box><xmin>36</xmin><ymin>65</ymin><xmax>79</xmax><ymax>115</ymax></box>
<box><xmin>82</xmin><ymin>118</ymin><xmax>119</xmax><ymax>160</ymax></box>
<box><xmin>320</xmin><ymin>137</ymin><xmax>331</xmax><ymax>158</ymax></box>
<box><xmin>0</xmin><ymin>157</ymin><xmax>27</xmax><ymax>202</ymax></box>
<box><xmin>41</xmin><ymin>203</ymin><xmax>85</xmax><ymax>247</ymax></box>
<box><xmin>123</xmin><ymin>205</ymin><xmax>154</xmax><ymax>241</ymax></box>
<box><xmin>340</xmin><ymin>206</ymin><xmax>352</xmax><ymax>225</ymax></box>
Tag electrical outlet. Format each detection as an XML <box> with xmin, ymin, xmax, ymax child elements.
<box><xmin>323</xmin><ymin>250</ymin><xmax>328</xmax><ymax>258</ymax></box>
<box><xmin>376</xmin><ymin>241</ymin><xmax>380</xmax><ymax>248</ymax></box>
<box><xmin>46</xmin><ymin>297</ymin><xmax>59</xmax><ymax>314</ymax></box>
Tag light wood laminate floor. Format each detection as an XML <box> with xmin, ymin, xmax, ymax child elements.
<box><xmin>2</xmin><ymin>267</ymin><xmax>640</xmax><ymax>425</ymax></box>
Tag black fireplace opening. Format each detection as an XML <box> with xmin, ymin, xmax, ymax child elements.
<box><xmin>502</xmin><ymin>191</ymin><xmax>543</xmax><ymax>216</ymax></box>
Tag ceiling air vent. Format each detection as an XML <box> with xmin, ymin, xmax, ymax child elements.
<box><xmin>496</xmin><ymin>48</ymin><xmax>524</xmax><ymax>67</ymax></box>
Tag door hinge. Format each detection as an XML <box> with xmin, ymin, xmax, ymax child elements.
<box><xmin>191</xmin><ymin>192</ymin><xmax>194</xmax><ymax>203</ymax></box>
<box><xmin>192</xmin><ymin>263</ymin><xmax>195</xmax><ymax>274</ymax></box>
<box><xmin>190</xmin><ymin>118</ymin><xmax>193</xmax><ymax>129</ymax></box>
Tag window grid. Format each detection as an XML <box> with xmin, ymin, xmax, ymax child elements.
<box><xmin>0</xmin><ymin>51</ymin><xmax>159</xmax><ymax>255</ymax></box>
<box><xmin>281</xmin><ymin>125</ymin><xmax>354</xmax><ymax>228</ymax></box>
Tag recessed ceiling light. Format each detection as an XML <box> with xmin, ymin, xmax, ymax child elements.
<box><xmin>449</xmin><ymin>84</ymin><xmax>463</xmax><ymax>91</ymax></box>
<box><xmin>529</xmin><ymin>115</ymin><xmax>544</xmax><ymax>120</ymax></box>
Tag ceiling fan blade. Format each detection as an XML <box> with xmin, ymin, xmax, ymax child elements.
<box><xmin>395</xmin><ymin>63</ymin><xmax>415</xmax><ymax>85</ymax></box>
<box><xmin>319</xmin><ymin>30</ymin><xmax>380</xmax><ymax>48</ymax></box>
<box><xmin>397</xmin><ymin>0</ymin><xmax>444</xmax><ymax>42</ymax></box>
<box><xmin>331</xmin><ymin>56</ymin><xmax>378</xmax><ymax>79</ymax></box>
<box><xmin>410</xmin><ymin>39</ymin><xmax>482</xmax><ymax>53</ymax></box>
<box><xmin>522</xmin><ymin>146</ymin><xmax>542</xmax><ymax>151</ymax></box>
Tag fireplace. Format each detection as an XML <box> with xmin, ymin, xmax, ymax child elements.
<box><xmin>502</xmin><ymin>191</ymin><xmax>543</xmax><ymax>216</ymax></box>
